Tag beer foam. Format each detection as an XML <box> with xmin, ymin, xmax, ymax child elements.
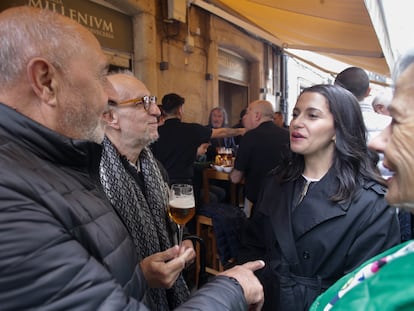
<box><xmin>169</xmin><ymin>197</ymin><xmax>195</xmax><ymax>209</ymax></box>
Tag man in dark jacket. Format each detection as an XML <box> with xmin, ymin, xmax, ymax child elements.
<box><xmin>230</xmin><ymin>100</ymin><xmax>290</xmax><ymax>217</ymax></box>
<box><xmin>151</xmin><ymin>93</ymin><xmax>245</xmax><ymax>184</ymax></box>
<box><xmin>0</xmin><ymin>6</ymin><xmax>264</xmax><ymax>311</ymax></box>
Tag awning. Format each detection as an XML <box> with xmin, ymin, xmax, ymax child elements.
<box><xmin>192</xmin><ymin>0</ymin><xmax>393</xmax><ymax>77</ymax></box>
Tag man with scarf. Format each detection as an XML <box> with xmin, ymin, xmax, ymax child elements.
<box><xmin>100</xmin><ymin>72</ymin><xmax>195</xmax><ymax>310</ymax></box>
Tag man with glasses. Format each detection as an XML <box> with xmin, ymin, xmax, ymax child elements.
<box><xmin>100</xmin><ymin>72</ymin><xmax>195</xmax><ymax>310</ymax></box>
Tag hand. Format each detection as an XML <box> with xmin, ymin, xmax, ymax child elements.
<box><xmin>229</xmin><ymin>168</ymin><xmax>244</xmax><ymax>184</ymax></box>
<box><xmin>219</xmin><ymin>260</ymin><xmax>265</xmax><ymax>311</ymax></box>
<box><xmin>140</xmin><ymin>245</ymin><xmax>195</xmax><ymax>288</ymax></box>
<box><xmin>181</xmin><ymin>239</ymin><xmax>196</xmax><ymax>266</ymax></box>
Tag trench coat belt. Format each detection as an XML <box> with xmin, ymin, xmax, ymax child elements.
<box><xmin>279</xmin><ymin>272</ymin><xmax>332</xmax><ymax>291</ymax></box>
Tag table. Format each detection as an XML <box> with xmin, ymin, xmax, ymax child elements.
<box><xmin>202</xmin><ymin>168</ymin><xmax>242</xmax><ymax>206</ymax></box>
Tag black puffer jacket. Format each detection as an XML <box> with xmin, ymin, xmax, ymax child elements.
<box><xmin>0</xmin><ymin>103</ymin><xmax>147</xmax><ymax>310</ymax></box>
<box><xmin>0</xmin><ymin>103</ymin><xmax>247</xmax><ymax>311</ymax></box>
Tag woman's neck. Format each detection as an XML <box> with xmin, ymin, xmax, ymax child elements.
<box><xmin>303</xmin><ymin>144</ymin><xmax>335</xmax><ymax>179</ymax></box>
<box><xmin>303</xmin><ymin>154</ymin><xmax>333</xmax><ymax>180</ymax></box>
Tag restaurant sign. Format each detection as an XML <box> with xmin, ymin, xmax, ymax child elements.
<box><xmin>0</xmin><ymin>0</ymin><xmax>133</xmax><ymax>53</ymax></box>
<box><xmin>218</xmin><ymin>49</ymin><xmax>249</xmax><ymax>83</ymax></box>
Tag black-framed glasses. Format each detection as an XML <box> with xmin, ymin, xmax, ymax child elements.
<box><xmin>111</xmin><ymin>95</ymin><xmax>157</xmax><ymax>111</ymax></box>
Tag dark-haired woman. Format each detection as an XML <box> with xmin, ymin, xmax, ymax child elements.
<box><xmin>238</xmin><ymin>84</ymin><xmax>400</xmax><ymax>311</ymax></box>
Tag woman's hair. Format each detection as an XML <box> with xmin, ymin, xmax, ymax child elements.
<box><xmin>208</xmin><ymin>107</ymin><xmax>229</xmax><ymax>128</ymax></box>
<box><xmin>279</xmin><ymin>84</ymin><xmax>381</xmax><ymax>203</ymax></box>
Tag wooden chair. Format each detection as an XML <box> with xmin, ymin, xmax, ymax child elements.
<box><xmin>195</xmin><ymin>214</ymin><xmax>224</xmax><ymax>280</ymax></box>
<box><xmin>194</xmin><ymin>168</ymin><xmax>229</xmax><ymax>283</ymax></box>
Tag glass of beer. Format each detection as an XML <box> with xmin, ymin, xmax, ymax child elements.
<box><xmin>168</xmin><ymin>184</ymin><xmax>196</xmax><ymax>247</ymax></box>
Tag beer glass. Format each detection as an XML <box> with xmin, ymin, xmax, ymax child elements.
<box><xmin>168</xmin><ymin>184</ymin><xmax>196</xmax><ymax>247</ymax></box>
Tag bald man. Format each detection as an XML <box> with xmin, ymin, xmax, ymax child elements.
<box><xmin>230</xmin><ymin>100</ymin><xmax>290</xmax><ymax>216</ymax></box>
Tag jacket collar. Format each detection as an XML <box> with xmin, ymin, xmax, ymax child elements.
<box><xmin>0</xmin><ymin>103</ymin><xmax>102</xmax><ymax>173</ymax></box>
<box><xmin>269</xmin><ymin>168</ymin><xmax>350</xmax><ymax>249</ymax></box>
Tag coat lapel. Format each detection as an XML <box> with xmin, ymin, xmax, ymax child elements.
<box><xmin>266</xmin><ymin>179</ymin><xmax>300</xmax><ymax>266</ymax></box>
<box><xmin>292</xmin><ymin>171</ymin><xmax>350</xmax><ymax>239</ymax></box>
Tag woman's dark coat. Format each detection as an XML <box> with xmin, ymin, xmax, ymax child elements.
<box><xmin>238</xmin><ymin>168</ymin><xmax>400</xmax><ymax>311</ymax></box>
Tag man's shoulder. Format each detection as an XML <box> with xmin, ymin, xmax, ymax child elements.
<box><xmin>250</xmin><ymin>122</ymin><xmax>289</xmax><ymax>139</ymax></box>
<box><xmin>182</xmin><ymin>122</ymin><xmax>212</xmax><ymax>137</ymax></box>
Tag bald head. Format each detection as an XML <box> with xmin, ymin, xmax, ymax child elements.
<box><xmin>105</xmin><ymin>72</ymin><xmax>161</xmax><ymax>160</ymax></box>
<box><xmin>251</xmin><ymin>100</ymin><xmax>275</xmax><ymax>118</ymax></box>
<box><xmin>243</xmin><ymin>100</ymin><xmax>275</xmax><ymax>130</ymax></box>
<box><xmin>0</xmin><ymin>6</ymin><xmax>95</xmax><ymax>88</ymax></box>
<box><xmin>107</xmin><ymin>73</ymin><xmax>150</xmax><ymax>103</ymax></box>
<box><xmin>0</xmin><ymin>6</ymin><xmax>113</xmax><ymax>143</ymax></box>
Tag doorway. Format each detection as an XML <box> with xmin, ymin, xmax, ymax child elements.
<box><xmin>218</xmin><ymin>80</ymin><xmax>249</xmax><ymax>127</ymax></box>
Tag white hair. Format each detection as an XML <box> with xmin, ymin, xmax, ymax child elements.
<box><xmin>372</xmin><ymin>89</ymin><xmax>393</xmax><ymax>108</ymax></box>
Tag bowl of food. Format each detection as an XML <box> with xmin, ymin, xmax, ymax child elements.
<box><xmin>212</xmin><ymin>165</ymin><xmax>224</xmax><ymax>172</ymax></box>
<box><xmin>222</xmin><ymin>166</ymin><xmax>232</xmax><ymax>173</ymax></box>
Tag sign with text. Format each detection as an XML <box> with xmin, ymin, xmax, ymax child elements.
<box><xmin>0</xmin><ymin>0</ymin><xmax>133</xmax><ymax>52</ymax></box>
<box><xmin>218</xmin><ymin>49</ymin><xmax>249</xmax><ymax>83</ymax></box>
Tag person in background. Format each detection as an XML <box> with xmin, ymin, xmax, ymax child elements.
<box><xmin>0</xmin><ymin>6</ymin><xmax>266</xmax><ymax>311</ymax></box>
<box><xmin>372</xmin><ymin>89</ymin><xmax>392</xmax><ymax>116</ymax></box>
<box><xmin>232</xmin><ymin>108</ymin><xmax>247</xmax><ymax>146</ymax></box>
<box><xmin>273</xmin><ymin>111</ymin><xmax>287</xmax><ymax>128</ymax></box>
<box><xmin>334</xmin><ymin>66</ymin><xmax>391</xmax><ymax>142</ymax></box>
<box><xmin>335</xmin><ymin>67</ymin><xmax>393</xmax><ymax>181</ymax></box>
<box><xmin>370</xmin><ymin>89</ymin><xmax>395</xmax><ymax>179</ymax></box>
<box><xmin>230</xmin><ymin>100</ymin><xmax>290</xmax><ymax>217</ymax></box>
<box><xmin>311</xmin><ymin>49</ymin><xmax>414</xmax><ymax>311</ymax></box>
<box><xmin>204</xmin><ymin>107</ymin><xmax>235</xmax><ymax>203</ymax></box>
<box><xmin>100</xmin><ymin>72</ymin><xmax>194</xmax><ymax>310</ymax></box>
<box><xmin>238</xmin><ymin>85</ymin><xmax>400</xmax><ymax>311</ymax></box>
<box><xmin>151</xmin><ymin>94</ymin><xmax>245</xmax><ymax>232</ymax></box>
<box><xmin>205</xmin><ymin>107</ymin><xmax>237</xmax><ymax>162</ymax></box>
<box><xmin>157</xmin><ymin>104</ymin><xmax>166</xmax><ymax>126</ymax></box>
<box><xmin>196</xmin><ymin>142</ymin><xmax>210</xmax><ymax>161</ymax></box>
<box><xmin>151</xmin><ymin>93</ymin><xmax>244</xmax><ymax>186</ymax></box>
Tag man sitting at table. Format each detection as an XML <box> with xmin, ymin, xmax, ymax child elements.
<box><xmin>230</xmin><ymin>100</ymin><xmax>290</xmax><ymax>217</ymax></box>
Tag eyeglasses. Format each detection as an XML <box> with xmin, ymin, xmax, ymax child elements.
<box><xmin>110</xmin><ymin>95</ymin><xmax>157</xmax><ymax>111</ymax></box>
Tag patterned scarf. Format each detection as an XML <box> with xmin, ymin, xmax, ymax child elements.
<box><xmin>100</xmin><ymin>137</ymin><xmax>190</xmax><ymax>310</ymax></box>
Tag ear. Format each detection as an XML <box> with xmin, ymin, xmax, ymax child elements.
<box><xmin>177</xmin><ymin>105</ymin><xmax>184</xmax><ymax>118</ymax></box>
<box><xmin>365</xmin><ymin>86</ymin><xmax>371</xmax><ymax>98</ymax></box>
<box><xmin>102</xmin><ymin>108</ymin><xmax>121</xmax><ymax>130</ymax></box>
<box><xmin>254</xmin><ymin>111</ymin><xmax>262</xmax><ymax>121</ymax></box>
<box><xmin>26</xmin><ymin>58</ymin><xmax>58</xmax><ymax>106</ymax></box>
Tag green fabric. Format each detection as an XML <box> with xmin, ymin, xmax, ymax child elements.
<box><xmin>311</xmin><ymin>240</ymin><xmax>414</xmax><ymax>311</ymax></box>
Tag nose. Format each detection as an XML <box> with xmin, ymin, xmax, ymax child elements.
<box><xmin>290</xmin><ymin>115</ymin><xmax>303</xmax><ymax>129</ymax></box>
<box><xmin>149</xmin><ymin>101</ymin><xmax>161</xmax><ymax>117</ymax></box>
<box><xmin>368</xmin><ymin>125</ymin><xmax>391</xmax><ymax>154</ymax></box>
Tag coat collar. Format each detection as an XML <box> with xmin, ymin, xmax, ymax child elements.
<box><xmin>0</xmin><ymin>103</ymin><xmax>102</xmax><ymax>175</ymax></box>
<box><xmin>262</xmin><ymin>168</ymin><xmax>351</xmax><ymax>264</ymax></box>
